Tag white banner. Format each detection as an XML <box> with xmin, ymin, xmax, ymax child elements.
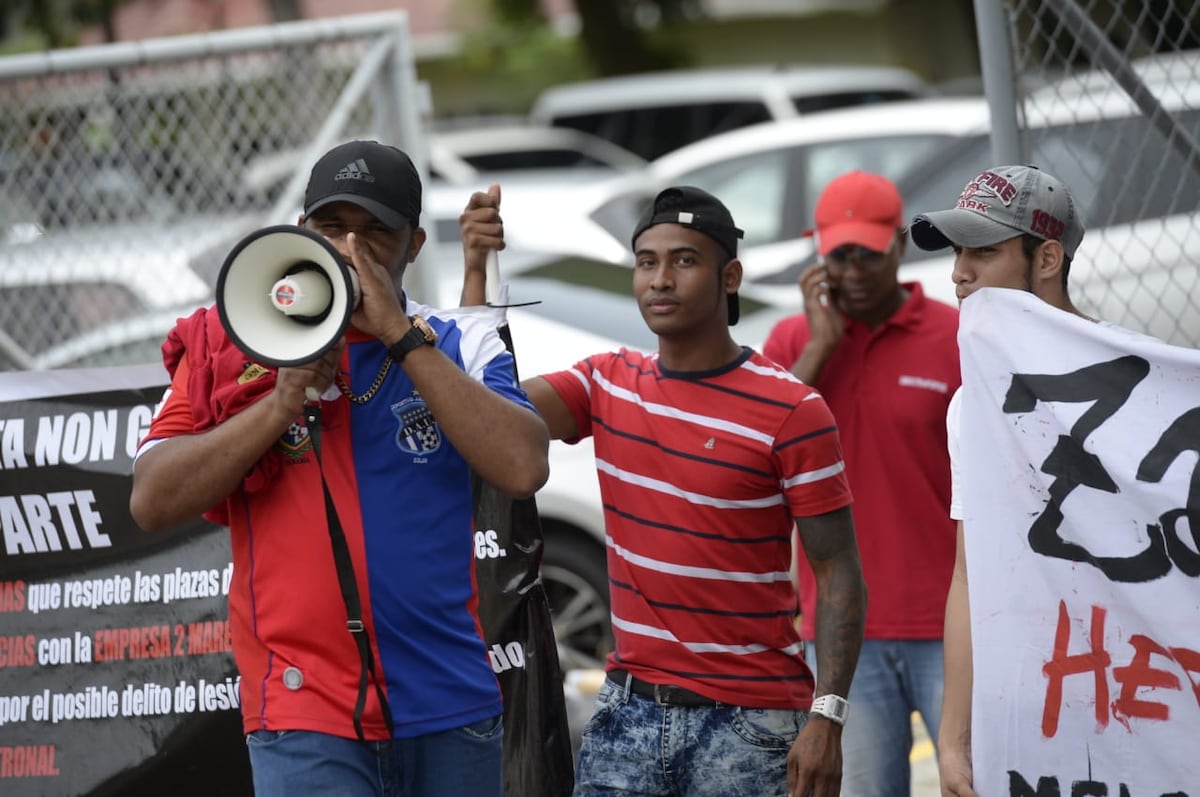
<box><xmin>958</xmin><ymin>288</ymin><xmax>1200</xmax><ymax>796</ymax></box>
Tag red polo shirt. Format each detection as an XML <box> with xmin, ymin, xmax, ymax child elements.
<box><xmin>763</xmin><ymin>282</ymin><xmax>960</xmax><ymax>639</ymax></box>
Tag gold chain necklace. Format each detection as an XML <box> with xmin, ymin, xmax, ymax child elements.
<box><xmin>336</xmin><ymin>357</ymin><xmax>392</xmax><ymax>404</ymax></box>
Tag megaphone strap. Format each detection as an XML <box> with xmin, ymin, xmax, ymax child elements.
<box><xmin>307</xmin><ymin>402</ymin><xmax>396</xmax><ymax>744</ymax></box>
<box><xmin>337</xmin><ymin>357</ymin><xmax>392</xmax><ymax>404</ymax></box>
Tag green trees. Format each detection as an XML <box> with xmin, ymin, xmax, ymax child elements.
<box><xmin>493</xmin><ymin>0</ymin><xmax>691</xmax><ymax>76</ymax></box>
<box><xmin>0</xmin><ymin>0</ymin><xmax>123</xmax><ymax>48</ymax></box>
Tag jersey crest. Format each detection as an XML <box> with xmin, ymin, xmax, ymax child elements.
<box><xmin>276</xmin><ymin>415</ymin><xmax>314</xmax><ymax>459</ymax></box>
<box><xmin>392</xmin><ymin>392</ymin><xmax>441</xmax><ymax>456</ymax></box>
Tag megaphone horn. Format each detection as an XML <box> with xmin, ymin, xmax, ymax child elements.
<box><xmin>216</xmin><ymin>225</ymin><xmax>360</xmax><ymax>367</ymax></box>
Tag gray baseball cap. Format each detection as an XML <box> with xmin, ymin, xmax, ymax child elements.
<box><xmin>910</xmin><ymin>165</ymin><xmax>1085</xmax><ymax>258</ymax></box>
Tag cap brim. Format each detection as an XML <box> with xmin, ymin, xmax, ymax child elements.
<box><xmin>910</xmin><ymin>209</ymin><xmax>1025</xmax><ymax>252</ymax></box>
<box><xmin>814</xmin><ymin>220</ymin><xmax>897</xmax><ymax>256</ymax></box>
<box><xmin>304</xmin><ymin>194</ymin><xmax>410</xmax><ymax>230</ymax></box>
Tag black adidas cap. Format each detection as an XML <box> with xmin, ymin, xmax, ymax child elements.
<box><xmin>303</xmin><ymin>140</ymin><xmax>422</xmax><ymax>230</ymax></box>
<box><xmin>632</xmin><ymin>186</ymin><xmax>745</xmax><ymax>324</ymax></box>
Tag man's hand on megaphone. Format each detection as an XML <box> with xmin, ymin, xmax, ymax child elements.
<box><xmin>270</xmin><ymin>343</ymin><xmax>344</xmax><ymax>417</ymax></box>
<box><xmin>459</xmin><ymin>183</ymin><xmax>503</xmax><ymax>307</ymax></box>
<box><xmin>344</xmin><ymin>231</ymin><xmax>411</xmax><ymax>346</ymax></box>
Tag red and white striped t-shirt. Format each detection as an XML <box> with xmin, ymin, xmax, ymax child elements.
<box><xmin>541</xmin><ymin>347</ymin><xmax>852</xmax><ymax>709</ymax></box>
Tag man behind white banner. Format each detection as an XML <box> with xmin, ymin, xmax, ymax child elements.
<box><xmin>910</xmin><ymin>165</ymin><xmax>1200</xmax><ymax>797</ymax></box>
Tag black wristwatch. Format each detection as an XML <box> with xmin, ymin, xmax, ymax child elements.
<box><xmin>388</xmin><ymin>315</ymin><xmax>437</xmax><ymax>363</ymax></box>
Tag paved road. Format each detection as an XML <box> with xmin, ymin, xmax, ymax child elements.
<box><xmin>911</xmin><ymin>712</ymin><xmax>940</xmax><ymax>796</ymax></box>
<box><xmin>564</xmin><ymin>670</ymin><xmax>942</xmax><ymax>795</ymax></box>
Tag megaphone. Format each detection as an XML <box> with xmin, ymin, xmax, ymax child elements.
<box><xmin>216</xmin><ymin>225</ymin><xmax>360</xmax><ymax>367</ymax></box>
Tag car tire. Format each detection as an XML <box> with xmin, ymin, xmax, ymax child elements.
<box><xmin>539</xmin><ymin>523</ymin><xmax>613</xmax><ymax>672</ymax></box>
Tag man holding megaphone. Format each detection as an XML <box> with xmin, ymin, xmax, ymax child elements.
<box><xmin>130</xmin><ymin>140</ymin><xmax>550</xmax><ymax>797</ymax></box>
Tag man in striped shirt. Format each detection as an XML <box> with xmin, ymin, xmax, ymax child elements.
<box><xmin>464</xmin><ymin>185</ymin><xmax>867</xmax><ymax>797</ymax></box>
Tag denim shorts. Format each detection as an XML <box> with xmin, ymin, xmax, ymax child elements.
<box><xmin>246</xmin><ymin>715</ymin><xmax>503</xmax><ymax>797</ymax></box>
<box><xmin>574</xmin><ymin>676</ymin><xmax>807</xmax><ymax>796</ymax></box>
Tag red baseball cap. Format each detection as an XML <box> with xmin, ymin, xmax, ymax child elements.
<box><xmin>809</xmin><ymin>170</ymin><xmax>904</xmax><ymax>256</ymax></box>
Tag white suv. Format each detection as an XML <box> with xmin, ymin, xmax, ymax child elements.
<box><xmin>529</xmin><ymin>64</ymin><xmax>928</xmax><ymax>160</ymax></box>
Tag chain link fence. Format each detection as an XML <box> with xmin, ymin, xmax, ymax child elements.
<box><xmin>980</xmin><ymin>0</ymin><xmax>1200</xmax><ymax>346</ymax></box>
<box><xmin>1</xmin><ymin>5</ymin><xmax>1196</xmax><ymax>370</ymax></box>
<box><xmin>0</xmin><ymin>12</ymin><xmax>426</xmax><ymax>371</ymax></box>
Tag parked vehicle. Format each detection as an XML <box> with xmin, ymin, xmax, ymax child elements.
<box><xmin>488</xmin><ymin>96</ymin><xmax>976</xmax><ymax>303</ymax></box>
<box><xmin>504</xmin><ymin>61</ymin><xmax>1200</xmax><ymax>346</ymax></box>
<box><xmin>429</xmin><ymin>124</ymin><xmax>646</xmax><ymax>181</ymax></box>
<box><xmin>0</xmin><ymin>172</ymin><xmax>242</xmax><ymax>370</ymax></box>
<box><xmin>241</xmin><ymin>124</ymin><xmax>646</xmax><ymax>199</ymax></box>
<box><xmin>528</xmin><ymin>64</ymin><xmax>929</xmax><ymax>160</ymax></box>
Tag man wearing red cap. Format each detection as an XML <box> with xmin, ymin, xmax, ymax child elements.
<box><xmin>763</xmin><ymin>170</ymin><xmax>960</xmax><ymax>797</ymax></box>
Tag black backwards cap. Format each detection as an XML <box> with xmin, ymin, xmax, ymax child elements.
<box><xmin>303</xmin><ymin>140</ymin><xmax>422</xmax><ymax>230</ymax></box>
<box><xmin>631</xmin><ymin>186</ymin><xmax>745</xmax><ymax>324</ymax></box>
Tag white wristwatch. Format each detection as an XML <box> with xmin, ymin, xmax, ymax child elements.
<box><xmin>810</xmin><ymin>694</ymin><xmax>850</xmax><ymax>725</ymax></box>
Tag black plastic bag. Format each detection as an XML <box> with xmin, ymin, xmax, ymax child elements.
<box><xmin>472</xmin><ymin>320</ymin><xmax>575</xmax><ymax>797</ymax></box>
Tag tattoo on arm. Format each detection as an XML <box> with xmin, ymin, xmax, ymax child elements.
<box><xmin>796</xmin><ymin>505</ymin><xmax>866</xmax><ymax>697</ymax></box>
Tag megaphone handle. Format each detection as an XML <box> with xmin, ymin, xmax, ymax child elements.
<box><xmin>485</xmin><ymin>250</ymin><xmax>501</xmax><ymax>306</ymax></box>
<box><xmin>304</xmin><ymin>387</ymin><xmax>322</xmax><ymax>455</ymax></box>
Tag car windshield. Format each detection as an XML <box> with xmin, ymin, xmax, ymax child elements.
<box><xmin>790</xmin><ymin>88</ymin><xmax>917</xmax><ymax>114</ymax></box>
<box><xmin>458</xmin><ymin>149</ymin><xmax>622</xmax><ymax>172</ymax></box>
<box><xmin>554</xmin><ymin>102</ymin><xmax>776</xmax><ymax>161</ymax></box>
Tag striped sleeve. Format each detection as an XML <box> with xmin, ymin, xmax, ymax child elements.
<box><xmin>539</xmin><ymin>355</ymin><xmax>599</xmax><ymax>441</ymax></box>
<box><xmin>774</xmin><ymin>391</ymin><xmax>852</xmax><ymax>518</ymax></box>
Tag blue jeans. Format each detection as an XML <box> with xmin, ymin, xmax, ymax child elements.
<box><xmin>245</xmin><ymin>716</ymin><xmax>503</xmax><ymax>797</ymax></box>
<box><xmin>808</xmin><ymin>640</ymin><xmax>943</xmax><ymax>797</ymax></box>
<box><xmin>573</xmin><ymin>676</ymin><xmax>807</xmax><ymax>796</ymax></box>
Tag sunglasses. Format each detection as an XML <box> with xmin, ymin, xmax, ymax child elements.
<box><xmin>825</xmin><ymin>243</ymin><xmax>893</xmax><ymax>268</ymax></box>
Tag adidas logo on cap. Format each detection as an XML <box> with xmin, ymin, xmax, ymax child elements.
<box><xmin>334</xmin><ymin>159</ymin><xmax>375</xmax><ymax>183</ymax></box>
<box><xmin>304</xmin><ymin>141</ymin><xmax>422</xmax><ymax>229</ymax></box>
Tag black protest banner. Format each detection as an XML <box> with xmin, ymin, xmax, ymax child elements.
<box><xmin>0</xmin><ymin>365</ymin><xmax>252</xmax><ymax>797</ymax></box>
<box><xmin>1</xmin><ymin>354</ymin><xmax>575</xmax><ymax>796</ymax></box>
